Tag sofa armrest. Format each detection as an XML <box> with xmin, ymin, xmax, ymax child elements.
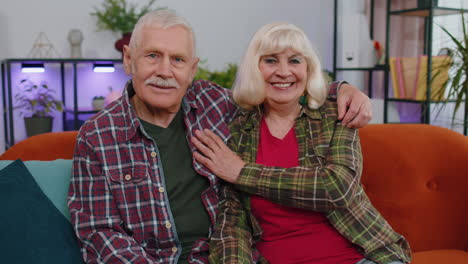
<box><xmin>0</xmin><ymin>131</ymin><xmax>78</xmax><ymax>161</ymax></box>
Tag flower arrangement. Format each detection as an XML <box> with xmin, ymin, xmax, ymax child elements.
<box><xmin>374</xmin><ymin>40</ymin><xmax>385</xmax><ymax>65</ymax></box>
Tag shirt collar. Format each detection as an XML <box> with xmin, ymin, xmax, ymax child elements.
<box><xmin>301</xmin><ymin>104</ymin><xmax>322</xmax><ymax>120</ymax></box>
<box><xmin>183</xmin><ymin>81</ymin><xmax>199</xmax><ymax>110</ymax></box>
<box><xmin>120</xmin><ymin>80</ymin><xmax>142</xmax><ymax>141</ymax></box>
<box><xmin>121</xmin><ymin>80</ymin><xmax>197</xmax><ymax>141</ymax></box>
<box><xmin>239</xmin><ymin>103</ymin><xmax>323</xmax><ymax>132</ymax></box>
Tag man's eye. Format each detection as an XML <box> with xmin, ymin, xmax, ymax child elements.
<box><xmin>173</xmin><ymin>57</ymin><xmax>184</xmax><ymax>63</ymax></box>
<box><xmin>148</xmin><ymin>53</ymin><xmax>158</xmax><ymax>58</ymax></box>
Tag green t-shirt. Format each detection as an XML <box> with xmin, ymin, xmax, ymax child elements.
<box><xmin>140</xmin><ymin>110</ymin><xmax>210</xmax><ymax>264</ymax></box>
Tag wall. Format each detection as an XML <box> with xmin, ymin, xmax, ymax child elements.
<box><xmin>0</xmin><ymin>0</ymin><xmax>335</xmax><ymax>152</ymax></box>
<box><xmin>0</xmin><ymin>0</ymin><xmax>334</xmax><ymax>70</ymax></box>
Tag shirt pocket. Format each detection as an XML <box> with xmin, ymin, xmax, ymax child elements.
<box><xmin>106</xmin><ymin>165</ymin><xmax>148</xmax><ymax>185</ymax></box>
<box><xmin>105</xmin><ymin>165</ymin><xmax>154</xmax><ymax>231</ymax></box>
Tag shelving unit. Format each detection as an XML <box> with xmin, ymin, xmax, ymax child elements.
<box><xmin>332</xmin><ymin>0</ymin><xmax>384</xmax><ymax>98</ymax></box>
<box><xmin>1</xmin><ymin>58</ymin><xmax>125</xmax><ymax>148</ymax></box>
<box><xmin>384</xmin><ymin>1</ymin><xmax>467</xmax><ymax>135</ymax></box>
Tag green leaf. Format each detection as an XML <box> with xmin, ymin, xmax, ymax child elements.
<box><xmin>437</xmin><ymin>10</ymin><xmax>468</xmax><ymax>128</ymax></box>
<box><xmin>90</xmin><ymin>0</ymin><xmax>162</xmax><ymax>34</ymax></box>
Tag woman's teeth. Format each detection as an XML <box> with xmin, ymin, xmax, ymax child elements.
<box><xmin>273</xmin><ymin>83</ymin><xmax>293</xmax><ymax>88</ymax></box>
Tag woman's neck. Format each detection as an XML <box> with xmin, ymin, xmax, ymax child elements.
<box><xmin>263</xmin><ymin>102</ymin><xmax>301</xmax><ymax>139</ymax></box>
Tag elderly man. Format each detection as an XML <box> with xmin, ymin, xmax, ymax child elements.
<box><xmin>68</xmin><ymin>9</ymin><xmax>372</xmax><ymax>264</ymax></box>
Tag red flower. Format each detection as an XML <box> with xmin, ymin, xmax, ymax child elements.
<box><xmin>374</xmin><ymin>40</ymin><xmax>381</xmax><ymax>50</ymax></box>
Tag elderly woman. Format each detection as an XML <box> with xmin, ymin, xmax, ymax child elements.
<box><xmin>192</xmin><ymin>22</ymin><xmax>411</xmax><ymax>264</ymax></box>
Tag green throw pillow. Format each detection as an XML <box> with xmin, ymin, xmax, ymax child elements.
<box><xmin>0</xmin><ymin>159</ymin><xmax>72</xmax><ymax>219</ymax></box>
<box><xmin>0</xmin><ymin>159</ymin><xmax>83</xmax><ymax>264</ymax></box>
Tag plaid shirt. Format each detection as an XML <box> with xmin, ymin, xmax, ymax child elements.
<box><xmin>68</xmin><ymin>80</ymin><xmax>238</xmax><ymax>264</ymax></box>
<box><xmin>209</xmin><ymin>100</ymin><xmax>412</xmax><ymax>264</ymax></box>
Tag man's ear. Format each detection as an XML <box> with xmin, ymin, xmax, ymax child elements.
<box><xmin>190</xmin><ymin>57</ymin><xmax>200</xmax><ymax>80</ymax></box>
<box><xmin>123</xmin><ymin>45</ymin><xmax>132</xmax><ymax>75</ymax></box>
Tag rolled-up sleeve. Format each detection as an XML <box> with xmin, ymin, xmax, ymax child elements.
<box><xmin>235</xmin><ymin>120</ymin><xmax>363</xmax><ymax>212</ymax></box>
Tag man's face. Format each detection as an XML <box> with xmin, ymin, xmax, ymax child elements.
<box><xmin>123</xmin><ymin>25</ymin><xmax>199</xmax><ymax>114</ymax></box>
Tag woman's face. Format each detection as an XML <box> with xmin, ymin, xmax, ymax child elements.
<box><xmin>258</xmin><ymin>48</ymin><xmax>308</xmax><ymax>108</ymax></box>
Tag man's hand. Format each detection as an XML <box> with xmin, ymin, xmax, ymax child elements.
<box><xmin>192</xmin><ymin>129</ymin><xmax>246</xmax><ymax>183</ymax></box>
<box><xmin>337</xmin><ymin>83</ymin><xmax>372</xmax><ymax>128</ymax></box>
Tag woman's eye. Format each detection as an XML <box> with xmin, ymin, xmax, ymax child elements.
<box><xmin>290</xmin><ymin>58</ymin><xmax>302</xmax><ymax>64</ymax></box>
<box><xmin>264</xmin><ymin>57</ymin><xmax>277</xmax><ymax>64</ymax></box>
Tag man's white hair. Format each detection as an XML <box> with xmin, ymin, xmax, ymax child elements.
<box><xmin>129</xmin><ymin>9</ymin><xmax>196</xmax><ymax>57</ymax></box>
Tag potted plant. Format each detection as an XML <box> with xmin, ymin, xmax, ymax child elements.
<box><xmin>90</xmin><ymin>0</ymin><xmax>162</xmax><ymax>53</ymax></box>
<box><xmin>194</xmin><ymin>62</ymin><xmax>238</xmax><ymax>89</ymax></box>
<box><xmin>436</xmin><ymin>11</ymin><xmax>468</xmax><ymax>131</ymax></box>
<box><xmin>92</xmin><ymin>95</ymin><xmax>106</xmax><ymax>111</ymax></box>
<box><xmin>15</xmin><ymin>79</ymin><xmax>63</xmax><ymax>137</ymax></box>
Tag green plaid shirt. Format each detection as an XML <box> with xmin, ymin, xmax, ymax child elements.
<box><xmin>209</xmin><ymin>100</ymin><xmax>412</xmax><ymax>264</ymax></box>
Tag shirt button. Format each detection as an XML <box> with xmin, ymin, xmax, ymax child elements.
<box><xmin>124</xmin><ymin>174</ymin><xmax>132</xmax><ymax>181</ymax></box>
<box><xmin>158</xmin><ymin>187</ymin><xmax>165</xmax><ymax>193</ymax></box>
<box><xmin>172</xmin><ymin>247</ymin><xmax>178</xmax><ymax>253</ymax></box>
<box><xmin>151</xmin><ymin>151</ymin><xmax>157</xmax><ymax>158</ymax></box>
<box><xmin>165</xmin><ymin>221</ymin><xmax>172</xmax><ymax>229</ymax></box>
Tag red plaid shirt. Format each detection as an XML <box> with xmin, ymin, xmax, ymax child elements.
<box><xmin>68</xmin><ymin>80</ymin><xmax>238</xmax><ymax>264</ymax></box>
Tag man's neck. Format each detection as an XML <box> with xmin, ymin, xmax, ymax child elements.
<box><xmin>131</xmin><ymin>97</ymin><xmax>180</xmax><ymax>128</ymax></box>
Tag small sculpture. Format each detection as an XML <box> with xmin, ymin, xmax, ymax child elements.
<box><xmin>28</xmin><ymin>32</ymin><xmax>61</xmax><ymax>58</ymax></box>
<box><xmin>68</xmin><ymin>29</ymin><xmax>84</xmax><ymax>58</ymax></box>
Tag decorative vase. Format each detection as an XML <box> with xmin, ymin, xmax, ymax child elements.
<box><xmin>114</xmin><ymin>32</ymin><xmax>132</xmax><ymax>54</ymax></box>
<box><xmin>92</xmin><ymin>98</ymin><xmax>106</xmax><ymax>111</ymax></box>
<box><xmin>68</xmin><ymin>29</ymin><xmax>84</xmax><ymax>58</ymax></box>
<box><xmin>24</xmin><ymin>116</ymin><xmax>53</xmax><ymax>137</ymax></box>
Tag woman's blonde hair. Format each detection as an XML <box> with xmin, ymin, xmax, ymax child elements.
<box><xmin>233</xmin><ymin>22</ymin><xmax>327</xmax><ymax>110</ymax></box>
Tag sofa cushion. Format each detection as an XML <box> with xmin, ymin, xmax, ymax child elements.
<box><xmin>0</xmin><ymin>159</ymin><xmax>72</xmax><ymax>220</ymax></box>
<box><xmin>359</xmin><ymin>124</ymin><xmax>468</xmax><ymax>252</ymax></box>
<box><xmin>412</xmin><ymin>249</ymin><xmax>468</xmax><ymax>264</ymax></box>
<box><xmin>0</xmin><ymin>159</ymin><xmax>83</xmax><ymax>264</ymax></box>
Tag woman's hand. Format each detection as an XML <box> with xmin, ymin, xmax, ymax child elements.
<box><xmin>191</xmin><ymin>129</ymin><xmax>246</xmax><ymax>183</ymax></box>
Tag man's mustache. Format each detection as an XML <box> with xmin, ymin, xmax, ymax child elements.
<box><xmin>144</xmin><ymin>77</ymin><xmax>180</xmax><ymax>88</ymax></box>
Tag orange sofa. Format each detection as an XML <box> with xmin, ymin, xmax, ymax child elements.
<box><xmin>1</xmin><ymin>124</ymin><xmax>467</xmax><ymax>264</ymax></box>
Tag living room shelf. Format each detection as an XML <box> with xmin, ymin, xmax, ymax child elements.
<box><xmin>335</xmin><ymin>65</ymin><xmax>387</xmax><ymax>71</ymax></box>
<box><xmin>332</xmin><ymin>0</ymin><xmax>382</xmax><ymax>99</ymax></box>
<box><xmin>1</xmin><ymin>58</ymin><xmax>126</xmax><ymax>148</ymax></box>
<box><xmin>64</xmin><ymin>108</ymin><xmax>100</xmax><ymax>114</ymax></box>
<box><xmin>384</xmin><ymin>1</ymin><xmax>467</xmax><ymax>135</ymax></box>
<box><xmin>387</xmin><ymin>98</ymin><xmax>460</xmax><ymax>104</ymax></box>
<box><xmin>390</xmin><ymin>6</ymin><xmax>466</xmax><ymax>17</ymax></box>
